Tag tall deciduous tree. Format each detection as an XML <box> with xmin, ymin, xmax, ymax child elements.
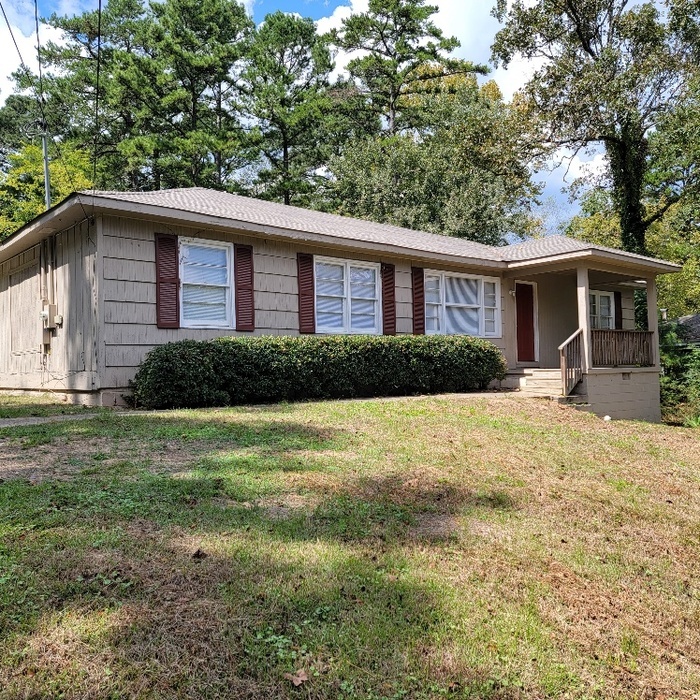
<box><xmin>565</xmin><ymin>188</ymin><xmax>700</xmax><ymax>318</ymax></box>
<box><xmin>240</xmin><ymin>12</ymin><xmax>333</xmax><ymax>205</ymax></box>
<box><xmin>332</xmin><ymin>0</ymin><xmax>486</xmax><ymax>134</ymax></box>
<box><xmin>327</xmin><ymin>79</ymin><xmax>543</xmax><ymax>245</ymax></box>
<box><xmin>0</xmin><ymin>143</ymin><xmax>92</xmax><ymax>240</ymax></box>
<box><xmin>492</xmin><ymin>0</ymin><xmax>695</xmax><ymax>254</ymax></box>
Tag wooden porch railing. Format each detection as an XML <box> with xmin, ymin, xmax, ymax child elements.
<box><xmin>591</xmin><ymin>330</ymin><xmax>654</xmax><ymax>367</ymax></box>
<box><xmin>558</xmin><ymin>328</ymin><xmax>583</xmax><ymax>396</ymax></box>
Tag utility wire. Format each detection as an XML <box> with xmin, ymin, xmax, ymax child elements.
<box><xmin>0</xmin><ymin>0</ymin><xmax>91</xmax><ymax>222</ymax></box>
<box><xmin>92</xmin><ymin>0</ymin><xmax>103</xmax><ymax>205</ymax></box>
<box><xmin>33</xmin><ymin>0</ymin><xmax>45</xmax><ymax>110</ymax></box>
<box><xmin>32</xmin><ymin>0</ymin><xmax>90</xmax><ymax>221</ymax></box>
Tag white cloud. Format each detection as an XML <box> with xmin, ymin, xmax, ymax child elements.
<box><xmin>316</xmin><ymin>0</ymin><xmax>535</xmax><ymax>98</ymax></box>
<box><xmin>0</xmin><ymin>21</ymin><xmax>63</xmax><ymax>108</ymax></box>
<box><xmin>315</xmin><ymin>0</ymin><xmax>368</xmax><ymax>77</ymax></box>
<box><xmin>560</xmin><ymin>151</ymin><xmax>608</xmax><ymax>183</ymax></box>
<box><xmin>0</xmin><ymin>25</ymin><xmax>37</xmax><ymax>107</ymax></box>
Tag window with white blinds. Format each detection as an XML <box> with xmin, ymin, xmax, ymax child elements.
<box><xmin>424</xmin><ymin>271</ymin><xmax>500</xmax><ymax>337</ymax></box>
<box><xmin>315</xmin><ymin>257</ymin><xmax>381</xmax><ymax>333</ymax></box>
<box><xmin>180</xmin><ymin>239</ymin><xmax>234</xmax><ymax>328</ymax></box>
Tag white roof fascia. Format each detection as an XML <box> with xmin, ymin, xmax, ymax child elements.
<box><xmin>0</xmin><ymin>197</ymin><xmax>90</xmax><ymax>265</ymax></box>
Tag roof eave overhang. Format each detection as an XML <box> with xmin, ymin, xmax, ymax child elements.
<box><xmin>1</xmin><ymin>193</ymin><xmax>682</xmax><ymax>276</ymax></box>
<box><xmin>0</xmin><ymin>193</ymin><xmax>91</xmax><ymax>265</ymax></box>
<box><xmin>505</xmin><ymin>249</ymin><xmax>681</xmax><ymax>275</ymax></box>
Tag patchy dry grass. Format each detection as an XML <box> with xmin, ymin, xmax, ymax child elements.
<box><xmin>0</xmin><ymin>392</ymin><xmax>106</xmax><ymax>420</ymax></box>
<box><xmin>1</xmin><ymin>395</ymin><xmax>699</xmax><ymax>699</ymax></box>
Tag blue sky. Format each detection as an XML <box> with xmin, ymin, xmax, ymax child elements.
<box><xmin>2</xmin><ymin>0</ymin><xmax>602</xmax><ymax>229</ymax></box>
<box><xmin>251</xmin><ymin>0</ymin><xmax>346</xmax><ymax>21</ymax></box>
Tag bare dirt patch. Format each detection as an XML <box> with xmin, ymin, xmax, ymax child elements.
<box><xmin>257</xmin><ymin>493</ymin><xmax>320</xmax><ymax>520</ymax></box>
<box><xmin>0</xmin><ymin>435</ymin><xmax>210</xmax><ymax>483</ymax></box>
<box><xmin>408</xmin><ymin>513</ymin><xmax>460</xmax><ymax>540</ymax></box>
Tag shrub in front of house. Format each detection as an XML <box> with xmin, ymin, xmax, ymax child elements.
<box><xmin>129</xmin><ymin>335</ymin><xmax>508</xmax><ymax>409</ymax></box>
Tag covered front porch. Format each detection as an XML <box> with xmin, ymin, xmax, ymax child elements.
<box><xmin>501</xmin><ymin>261</ymin><xmax>663</xmax><ymax>421</ymax></box>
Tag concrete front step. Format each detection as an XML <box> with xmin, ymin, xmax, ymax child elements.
<box><xmin>518</xmin><ymin>368</ymin><xmax>561</xmax><ymax>376</ymax></box>
<box><xmin>505</xmin><ymin>369</ymin><xmax>586</xmax><ymax>402</ymax></box>
<box><xmin>520</xmin><ymin>377</ymin><xmax>561</xmax><ymax>391</ymax></box>
<box><xmin>518</xmin><ymin>390</ymin><xmax>589</xmax><ymax>405</ymax></box>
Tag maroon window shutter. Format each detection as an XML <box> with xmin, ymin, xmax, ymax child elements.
<box><xmin>155</xmin><ymin>233</ymin><xmax>179</xmax><ymax>329</ymax></box>
<box><xmin>297</xmin><ymin>253</ymin><xmax>315</xmax><ymax>334</ymax></box>
<box><xmin>234</xmin><ymin>244</ymin><xmax>255</xmax><ymax>331</ymax></box>
<box><xmin>614</xmin><ymin>291</ymin><xmax>623</xmax><ymax>330</ymax></box>
<box><xmin>381</xmin><ymin>263</ymin><xmax>396</xmax><ymax>335</ymax></box>
<box><xmin>412</xmin><ymin>267</ymin><xmax>425</xmax><ymax>335</ymax></box>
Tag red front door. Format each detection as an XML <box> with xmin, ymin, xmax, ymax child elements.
<box><xmin>516</xmin><ymin>282</ymin><xmax>536</xmax><ymax>363</ymax></box>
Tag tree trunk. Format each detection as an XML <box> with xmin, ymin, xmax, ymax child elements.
<box><xmin>216</xmin><ymin>86</ymin><xmax>223</xmax><ymax>188</ymax></box>
<box><xmin>606</xmin><ymin>123</ymin><xmax>648</xmax><ymax>255</ymax></box>
<box><xmin>283</xmin><ymin>139</ymin><xmax>290</xmax><ymax>205</ymax></box>
<box><xmin>388</xmin><ymin>87</ymin><xmax>397</xmax><ymax>135</ymax></box>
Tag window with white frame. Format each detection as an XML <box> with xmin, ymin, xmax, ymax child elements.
<box><xmin>425</xmin><ymin>271</ymin><xmax>500</xmax><ymax>337</ymax></box>
<box><xmin>180</xmin><ymin>239</ymin><xmax>234</xmax><ymax>328</ymax></box>
<box><xmin>315</xmin><ymin>257</ymin><xmax>381</xmax><ymax>333</ymax></box>
<box><xmin>589</xmin><ymin>290</ymin><xmax>614</xmax><ymax>330</ymax></box>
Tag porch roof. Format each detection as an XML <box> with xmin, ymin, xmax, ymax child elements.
<box><xmin>502</xmin><ymin>236</ymin><xmax>680</xmax><ymax>274</ymax></box>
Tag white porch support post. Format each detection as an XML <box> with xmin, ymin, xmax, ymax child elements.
<box><xmin>646</xmin><ymin>276</ymin><xmax>660</xmax><ymax>368</ymax></box>
<box><xmin>576</xmin><ymin>265</ymin><xmax>592</xmax><ymax>371</ymax></box>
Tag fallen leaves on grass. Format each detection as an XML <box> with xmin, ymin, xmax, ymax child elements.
<box><xmin>283</xmin><ymin>669</ymin><xmax>309</xmax><ymax>686</ymax></box>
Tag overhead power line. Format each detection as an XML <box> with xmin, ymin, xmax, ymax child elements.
<box><xmin>92</xmin><ymin>0</ymin><xmax>103</xmax><ymax>201</ymax></box>
<box><xmin>0</xmin><ymin>0</ymin><xmax>91</xmax><ymax>221</ymax></box>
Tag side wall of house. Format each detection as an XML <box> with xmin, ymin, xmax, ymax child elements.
<box><xmin>580</xmin><ymin>369</ymin><xmax>661</xmax><ymax>422</ymax></box>
<box><xmin>98</xmin><ymin>215</ymin><xmax>508</xmax><ymax>396</ymax></box>
<box><xmin>0</xmin><ymin>245</ymin><xmax>42</xmax><ymax>382</ymax></box>
<box><xmin>0</xmin><ymin>220</ymin><xmax>98</xmax><ymax>394</ymax></box>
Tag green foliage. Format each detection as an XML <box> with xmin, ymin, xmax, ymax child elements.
<box><xmin>129</xmin><ymin>335</ymin><xmax>508</xmax><ymax>409</ymax></box>
<box><xmin>241</xmin><ymin>12</ymin><xmax>334</xmax><ymax>205</ymax></box>
<box><xmin>29</xmin><ymin>0</ymin><xmax>253</xmax><ymax>191</ymax></box>
<box><xmin>0</xmin><ymin>143</ymin><xmax>92</xmax><ymax>240</ymax></box>
<box><xmin>659</xmin><ymin>322</ymin><xmax>700</xmax><ymax>421</ymax></box>
<box><xmin>326</xmin><ymin>80</ymin><xmax>543</xmax><ymax>244</ymax></box>
<box><xmin>331</xmin><ymin>0</ymin><xmax>486</xmax><ymax>134</ymax></box>
<box><xmin>492</xmin><ymin>0</ymin><xmax>696</xmax><ymax>254</ymax></box>
<box><xmin>565</xmin><ymin>188</ymin><xmax>700</xmax><ymax>318</ymax></box>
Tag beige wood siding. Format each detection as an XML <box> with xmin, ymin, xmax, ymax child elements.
<box><xmin>535</xmin><ymin>274</ymin><xmax>579</xmax><ymax>368</ymax></box>
<box><xmin>0</xmin><ymin>220</ymin><xmax>98</xmax><ymax>391</ymax></box>
<box><xmin>2</xmin><ymin>248</ymin><xmax>42</xmax><ymax>377</ymax></box>
<box><xmin>98</xmin><ymin>215</ymin><xmax>509</xmax><ymax>390</ymax></box>
<box><xmin>100</xmin><ymin>217</ymin><xmax>304</xmax><ymax>387</ymax></box>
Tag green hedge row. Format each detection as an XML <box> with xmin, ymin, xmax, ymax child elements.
<box><xmin>129</xmin><ymin>335</ymin><xmax>508</xmax><ymax>409</ymax></box>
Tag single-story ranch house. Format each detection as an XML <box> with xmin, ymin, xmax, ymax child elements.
<box><xmin>0</xmin><ymin>188</ymin><xmax>680</xmax><ymax>420</ymax></box>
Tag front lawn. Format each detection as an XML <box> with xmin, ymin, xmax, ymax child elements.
<box><xmin>0</xmin><ymin>396</ymin><xmax>698</xmax><ymax>698</ymax></box>
<box><xmin>0</xmin><ymin>393</ymin><xmax>105</xmax><ymax>420</ymax></box>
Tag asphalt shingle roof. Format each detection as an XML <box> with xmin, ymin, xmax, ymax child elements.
<box><xmin>678</xmin><ymin>314</ymin><xmax>700</xmax><ymax>342</ymax></box>
<box><xmin>75</xmin><ymin>187</ymin><xmax>676</xmax><ymax>269</ymax></box>
<box><xmin>82</xmin><ymin>187</ymin><xmax>503</xmax><ymax>261</ymax></box>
